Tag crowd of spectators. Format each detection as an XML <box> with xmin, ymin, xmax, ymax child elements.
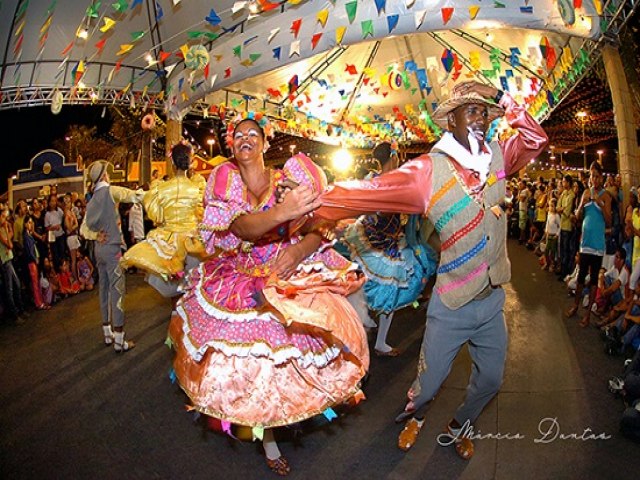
<box><xmin>0</xmin><ymin>183</ymin><xmax>149</xmax><ymax>325</ymax></box>
<box><xmin>510</xmin><ymin>168</ymin><xmax>640</xmax><ymax>357</ymax></box>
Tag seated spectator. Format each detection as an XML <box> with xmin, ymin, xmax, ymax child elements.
<box><xmin>76</xmin><ymin>251</ymin><xmax>94</xmax><ymax>291</ymax></box>
<box><xmin>601</xmin><ymin>281</ymin><xmax>640</xmax><ymax>356</ymax></box>
<box><xmin>565</xmin><ymin>252</ymin><xmax>589</xmax><ymax>296</ymax></box>
<box><xmin>43</xmin><ymin>256</ymin><xmax>61</xmax><ymax>302</ymax></box>
<box><xmin>595</xmin><ymin>247</ymin><xmax>630</xmax><ymax>316</ymax></box>
<box><xmin>58</xmin><ymin>258</ymin><xmax>81</xmax><ymax>295</ymax></box>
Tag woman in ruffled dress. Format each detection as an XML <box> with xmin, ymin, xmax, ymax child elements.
<box><xmin>341</xmin><ymin>142</ymin><xmax>437</xmax><ymax>356</ymax></box>
<box><xmin>120</xmin><ymin>142</ymin><xmax>207</xmax><ymax>303</ymax></box>
<box><xmin>168</xmin><ymin>113</ymin><xmax>369</xmax><ymax>476</ymax></box>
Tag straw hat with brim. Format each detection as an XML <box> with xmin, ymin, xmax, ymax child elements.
<box><xmin>432</xmin><ymin>92</ymin><xmax>505</xmax><ymax>130</ymax></box>
<box><xmin>87</xmin><ymin>160</ymin><xmax>110</xmax><ymax>184</ymax></box>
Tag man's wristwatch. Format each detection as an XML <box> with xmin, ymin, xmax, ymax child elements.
<box><xmin>494</xmin><ymin>90</ymin><xmax>504</xmax><ymax>103</ymax></box>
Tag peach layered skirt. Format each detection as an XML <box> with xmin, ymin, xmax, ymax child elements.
<box><xmin>169</xmin><ymin>249</ymin><xmax>369</xmax><ymax>428</ymax></box>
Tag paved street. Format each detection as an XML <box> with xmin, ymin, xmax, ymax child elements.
<box><xmin>1</xmin><ymin>239</ymin><xmax>639</xmax><ymax>479</ymax></box>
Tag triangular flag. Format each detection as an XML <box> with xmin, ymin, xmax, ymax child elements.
<box><xmin>232</xmin><ymin>2</ymin><xmax>247</xmax><ymax>14</ymax></box>
<box><xmin>131</xmin><ymin>31</ymin><xmax>145</xmax><ymax>42</ymax></box>
<box><xmin>272</xmin><ymin>46</ymin><xmax>281</xmax><ymax>60</ymax></box>
<box><xmin>311</xmin><ymin>32</ymin><xmax>323</xmax><ymax>50</ymax></box>
<box><xmin>159</xmin><ymin>51</ymin><xmax>171</xmax><ymax>62</ymax></box>
<box><xmin>113</xmin><ymin>0</ymin><xmax>128</xmax><ymax>14</ymax></box>
<box><xmin>268</xmin><ymin>28</ymin><xmax>280</xmax><ymax>43</ymax></box>
<box><xmin>469</xmin><ymin>6</ymin><xmax>480</xmax><ymax>20</ymax></box>
<box><xmin>374</xmin><ymin>0</ymin><xmax>386</xmax><ymax>15</ymax></box>
<box><xmin>95</xmin><ymin>39</ymin><xmax>106</xmax><ymax>52</ymax></box>
<box><xmin>61</xmin><ymin>41</ymin><xmax>73</xmax><ymax>56</ymax></box>
<box><xmin>361</xmin><ymin>20</ymin><xmax>374</xmax><ymax>38</ymax></box>
<box><xmin>117</xmin><ymin>44</ymin><xmax>134</xmax><ymax>55</ymax></box>
<box><xmin>289</xmin><ymin>40</ymin><xmax>300</xmax><ymax>57</ymax></box>
<box><xmin>233</xmin><ymin>45</ymin><xmax>242</xmax><ymax>58</ymax></box>
<box><xmin>415</xmin><ymin>9</ymin><xmax>427</xmax><ymax>29</ymax></box>
<box><xmin>251</xmin><ymin>426</ymin><xmax>264</xmax><ymax>441</ymax></box>
<box><xmin>100</xmin><ymin>17</ymin><xmax>116</xmax><ymax>33</ymax></box>
<box><xmin>317</xmin><ymin>9</ymin><xmax>329</xmax><ymax>27</ymax></box>
<box><xmin>336</xmin><ymin>26</ymin><xmax>347</xmax><ymax>44</ymax></box>
<box><xmin>442</xmin><ymin>7</ymin><xmax>454</xmax><ymax>25</ymax></box>
<box><xmin>205</xmin><ymin>9</ymin><xmax>221</xmax><ymax>26</ymax></box>
<box><xmin>387</xmin><ymin>14</ymin><xmax>399</xmax><ymax>33</ymax></box>
<box><xmin>345</xmin><ymin>1</ymin><xmax>357</xmax><ymax>24</ymax></box>
<box><xmin>179</xmin><ymin>44</ymin><xmax>189</xmax><ymax>60</ymax></box>
<box><xmin>290</xmin><ymin>19</ymin><xmax>302</xmax><ymax>39</ymax></box>
<box><xmin>258</xmin><ymin>0</ymin><xmax>279</xmax><ymax>12</ymax></box>
<box><xmin>86</xmin><ymin>3</ymin><xmax>100</xmax><ymax>18</ymax></box>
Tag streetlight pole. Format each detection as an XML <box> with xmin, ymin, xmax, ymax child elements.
<box><xmin>207</xmin><ymin>138</ymin><xmax>215</xmax><ymax>158</ymax></box>
<box><xmin>576</xmin><ymin>111</ymin><xmax>587</xmax><ymax>171</ymax></box>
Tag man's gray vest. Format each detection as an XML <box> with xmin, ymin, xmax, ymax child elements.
<box><xmin>426</xmin><ymin>147</ymin><xmax>511</xmax><ymax>310</ymax></box>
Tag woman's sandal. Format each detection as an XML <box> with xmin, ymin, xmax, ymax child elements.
<box><xmin>266</xmin><ymin>456</ymin><xmax>290</xmax><ymax>476</ymax></box>
<box><xmin>374</xmin><ymin>347</ymin><xmax>401</xmax><ymax>357</ymax></box>
<box><xmin>564</xmin><ymin>305</ymin><xmax>578</xmax><ymax>318</ymax></box>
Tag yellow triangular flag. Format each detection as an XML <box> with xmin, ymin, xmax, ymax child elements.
<box><xmin>179</xmin><ymin>44</ymin><xmax>189</xmax><ymax>59</ymax></box>
<box><xmin>469</xmin><ymin>6</ymin><xmax>480</xmax><ymax>20</ymax></box>
<box><xmin>100</xmin><ymin>17</ymin><xmax>116</xmax><ymax>33</ymax></box>
<box><xmin>117</xmin><ymin>44</ymin><xmax>134</xmax><ymax>55</ymax></box>
<box><xmin>40</xmin><ymin>16</ymin><xmax>53</xmax><ymax>34</ymax></box>
<box><xmin>336</xmin><ymin>26</ymin><xmax>347</xmax><ymax>45</ymax></box>
<box><xmin>317</xmin><ymin>9</ymin><xmax>329</xmax><ymax>27</ymax></box>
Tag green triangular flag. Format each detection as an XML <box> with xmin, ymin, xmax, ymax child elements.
<box><xmin>131</xmin><ymin>31</ymin><xmax>145</xmax><ymax>42</ymax></box>
<box><xmin>233</xmin><ymin>45</ymin><xmax>242</xmax><ymax>58</ymax></box>
<box><xmin>361</xmin><ymin>20</ymin><xmax>374</xmax><ymax>38</ymax></box>
<box><xmin>346</xmin><ymin>1</ymin><xmax>357</xmax><ymax>24</ymax></box>
<box><xmin>112</xmin><ymin>0</ymin><xmax>128</xmax><ymax>14</ymax></box>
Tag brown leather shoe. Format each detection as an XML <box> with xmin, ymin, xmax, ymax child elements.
<box><xmin>446</xmin><ymin>424</ymin><xmax>474</xmax><ymax>460</ymax></box>
<box><xmin>398</xmin><ymin>418</ymin><xmax>423</xmax><ymax>452</ymax></box>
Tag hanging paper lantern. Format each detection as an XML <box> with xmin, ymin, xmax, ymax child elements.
<box><xmin>51</xmin><ymin>90</ymin><xmax>63</xmax><ymax>115</ymax></box>
<box><xmin>184</xmin><ymin>45</ymin><xmax>209</xmax><ymax>71</ymax></box>
<box><xmin>141</xmin><ymin>113</ymin><xmax>156</xmax><ymax>130</ymax></box>
<box><xmin>556</xmin><ymin>0</ymin><xmax>575</xmax><ymax>26</ymax></box>
<box><xmin>387</xmin><ymin>70</ymin><xmax>403</xmax><ymax>90</ymax></box>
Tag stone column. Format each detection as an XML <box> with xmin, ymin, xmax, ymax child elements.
<box><xmin>165</xmin><ymin>117</ymin><xmax>182</xmax><ymax>178</ymax></box>
<box><xmin>602</xmin><ymin>45</ymin><xmax>640</xmax><ymax>195</ymax></box>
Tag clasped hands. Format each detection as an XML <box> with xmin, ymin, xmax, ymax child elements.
<box><xmin>275</xmin><ymin>179</ymin><xmax>321</xmax><ymax>219</ymax></box>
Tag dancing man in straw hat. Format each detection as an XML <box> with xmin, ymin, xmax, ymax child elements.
<box><xmin>313</xmin><ymin>81</ymin><xmax>548</xmax><ymax>459</ymax></box>
<box><xmin>83</xmin><ymin>161</ymin><xmax>143</xmax><ymax>353</ymax></box>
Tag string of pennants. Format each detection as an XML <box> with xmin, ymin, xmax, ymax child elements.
<box><xmin>2</xmin><ymin>0</ymin><xmax>612</xmax><ymax>147</ymax></box>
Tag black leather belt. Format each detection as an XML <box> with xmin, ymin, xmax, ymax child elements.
<box><xmin>474</xmin><ymin>284</ymin><xmax>499</xmax><ymax>300</ymax></box>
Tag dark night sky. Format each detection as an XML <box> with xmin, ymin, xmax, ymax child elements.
<box><xmin>0</xmin><ymin>105</ymin><xmax>110</xmax><ymax>193</ymax></box>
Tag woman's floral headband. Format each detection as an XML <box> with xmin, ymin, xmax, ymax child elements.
<box><xmin>225</xmin><ymin>111</ymin><xmax>274</xmax><ymax>149</ymax></box>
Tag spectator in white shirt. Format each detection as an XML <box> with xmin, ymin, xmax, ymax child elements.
<box><xmin>128</xmin><ymin>203</ymin><xmax>145</xmax><ymax>246</ymax></box>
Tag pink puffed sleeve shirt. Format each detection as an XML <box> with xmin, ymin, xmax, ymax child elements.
<box><xmin>316</xmin><ymin>94</ymin><xmax>548</xmax><ymax>220</ymax></box>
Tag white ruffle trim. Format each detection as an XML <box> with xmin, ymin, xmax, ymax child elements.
<box><xmin>177</xmin><ymin>307</ymin><xmax>341</xmax><ymax>368</ymax></box>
